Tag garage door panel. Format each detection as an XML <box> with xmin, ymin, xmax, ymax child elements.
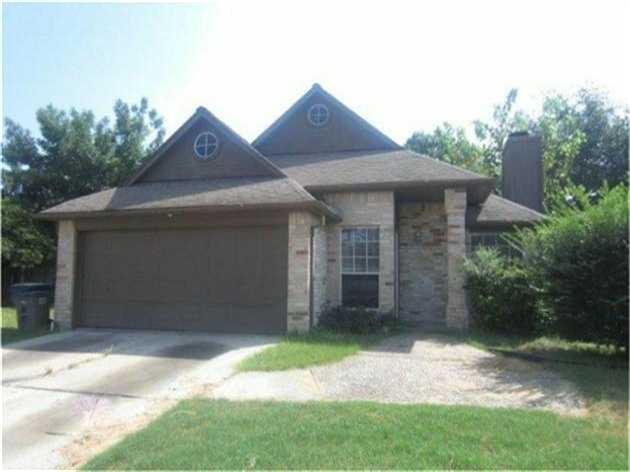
<box><xmin>78</xmin><ymin>226</ymin><xmax>287</xmax><ymax>334</ymax></box>
<box><xmin>204</xmin><ymin>230</ymin><xmax>236</xmax><ymax>304</ymax></box>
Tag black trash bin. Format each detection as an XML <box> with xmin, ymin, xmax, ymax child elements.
<box><xmin>10</xmin><ymin>283</ymin><xmax>54</xmax><ymax>332</ymax></box>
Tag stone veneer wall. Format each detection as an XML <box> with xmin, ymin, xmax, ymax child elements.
<box><xmin>287</xmin><ymin>211</ymin><xmax>319</xmax><ymax>333</ymax></box>
<box><xmin>54</xmin><ymin>220</ymin><xmax>77</xmax><ymax>330</ymax></box>
<box><xmin>445</xmin><ymin>188</ymin><xmax>469</xmax><ymax>330</ymax></box>
<box><xmin>398</xmin><ymin>202</ymin><xmax>448</xmax><ymax>323</ymax></box>
<box><xmin>321</xmin><ymin>191</ymin><xmax>395</xmax><ymax>314</ymax></box>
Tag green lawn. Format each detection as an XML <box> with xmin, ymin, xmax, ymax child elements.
<box><xmin>83</xmin><ymin>399</ymin><xmax>627</xmax><ymax>470</ymax></box>
<box><xmin>468</xmin><ymin>331</ymin><xmax>628</xmax><ymax>425</ymax></box>
<box><xmin>1</xmin><ymin>306</ymin><xmax>50</xmax><ymax>345</ymax></box>
<box><xmin>238</xmin><ymin>329</ymin><xmax>385</xmax><ymax>371</ymax></box>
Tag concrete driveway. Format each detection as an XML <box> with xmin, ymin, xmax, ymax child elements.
<box><xmin>2</xmin><ymin>329</ymin><xmax>276</xmax><ymax>469</ymax></box>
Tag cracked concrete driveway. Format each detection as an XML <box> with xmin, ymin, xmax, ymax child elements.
<box><xmin>2</xmin><ymin>329</ymin><xmax>276</xmax><ymax>469</ymax></box>
<box><xmin>213</xmin><ymin>331</ymin><xmax>585</xmax><ymax>415</ymax></box>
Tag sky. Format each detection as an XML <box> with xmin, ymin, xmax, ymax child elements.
<box><xmin>2</xmin><ymin>1</ymin><xmax>629</xmax><ymax>145</ymax></box>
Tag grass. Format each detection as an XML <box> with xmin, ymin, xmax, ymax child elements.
<box><xmin>1</xmin><ymin>306</ymin><xmax>50</xmax><ymax>345</ymax></box>
<box><xmin>83</xmin><ymin>399</ymin><xmax>628</xmax><ymax>470</ymax></box>
<box><xmin>468</xmin><ymin>331</ymin><xmax>629</xmax><ymax>425</ymax></box>
<box><xmin>238</xmin><ymin>329</ymin><xmax>385</xmax><ymax>371</ymax></box>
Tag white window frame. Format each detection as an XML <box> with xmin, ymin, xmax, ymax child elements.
<box><xmin>339</xmin><ymin>226</ymin><xmax>380</xmax><ymax>307</ymax></box>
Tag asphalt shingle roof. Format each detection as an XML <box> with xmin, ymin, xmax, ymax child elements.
<box><xmin>268</xmin><ymin>149</ymin><xmax>491</xmax><ymax>190</ymax></box>
<box><xmin>39</xmin><ymin>177</ymin><xmax>331</xmax><ymax>218</ymax></box>
<box><xmin>467</xmin><ymin>194</ymin><xmax>544</xmax><ymax>228</ymax></box>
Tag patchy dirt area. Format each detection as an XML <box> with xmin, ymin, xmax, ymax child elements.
<box><xmin>214</xmin><ymin>332</ymin><xmax>586</xmax><ymax>415</ymax></box>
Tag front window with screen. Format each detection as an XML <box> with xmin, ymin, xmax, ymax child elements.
<box><xmin>341</xmin><ymin>227</ymin><xmax>379</xmax><ymax>308</ymax></box>
<box><xmin>193</xmin><ymin>131</ymin><xmax>219</xmax><ymax>160</ymax></box>
<box><xmin>308</xmin><ymin>104</ymin><xmax>329</xmax><ymax>127</ymax></box>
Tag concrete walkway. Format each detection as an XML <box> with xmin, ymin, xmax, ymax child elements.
<box><xmin>213</xmin><ymin>332</ymin><xmax>585</xmax><ymax>415</ymax></box>
<box><xmin>2</xmin><ymin>329</ymin><xmax>276</xmax><ymax>469</ymax></box>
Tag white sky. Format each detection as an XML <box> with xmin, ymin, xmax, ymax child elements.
<box><xmin>160</xmin><ymin>0</ymin><xmax>629</xmax><ymax>143</ymax></box>
<box><xmin>3</xmin><ymin>0</ymin><xmax>629</xmax><ymax>144</ymax></box>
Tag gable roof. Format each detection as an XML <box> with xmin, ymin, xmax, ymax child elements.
<box><xmin>267</xmin><ymin>149</ymin><xmax>494</xmax><ymax>203</ymax></box>
<box><xmin>126</xmin><ymin>107</ymin><xmax>285</xmax><ymax>185</ymax></box>
<box><xmin>252</xmin><ymin>83</ymin><xmax>401</xmax><ymax>154</ymax></box>
<box><xmin>39</xmin><ymin>177</ymin><xmax>340</xmax><ymax>221</ymax></box>
<box><xmin>467</xmin><ymin>194</ymin><xmax>545</xmax><ymax>228</ymax></box>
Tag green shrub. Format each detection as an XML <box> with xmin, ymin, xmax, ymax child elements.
<box><xmin>317</xmin><ymin>305</ymin><xmax>396</xmax><ymax>334</ymax></box>
<box><xmin>464</xmin><ymin>248</ymin><xmax>543</xmax><ymax>335</ymax></box>
<box><xmin>515</xmin><ymin>185</ymin><xmax>629</xmax><ymax>349</ymax></box>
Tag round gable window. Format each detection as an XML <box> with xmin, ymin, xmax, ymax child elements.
<box><xmin>307</xmin><ymin>104</ymin><xmax>329</xmax><ymax>127</ymax></box>
<box><xmin>193</xmin><ymin>131</ymin><xmax>219</xmax><ymax>160</ymax></box>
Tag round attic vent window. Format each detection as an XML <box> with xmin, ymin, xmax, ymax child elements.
<box><xmin>308</xmin><ymin>104</ymin><xmax>329</xmax><ymax>127</ymax></box>
<box><xmin>193</xmin><ymin>131</ymin><xmax>219</xmax><ymax>160</ymax></box>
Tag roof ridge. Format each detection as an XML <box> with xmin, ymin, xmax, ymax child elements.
<box><xmin>405</xmin><ymin>149</ymin><xmax>491</xmax><ymax>181</ymax></box>
<box><xmin>266</xmin><ymin>148</ymin><xmax>393</xmax><ymax>158</ymax></box>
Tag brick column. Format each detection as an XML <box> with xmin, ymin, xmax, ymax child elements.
<box><xmin>445</xmin><ymin>188</ymin><xmax>469</xmax><ymax>330</ymax></box>
<box><xmin>311</xmin><ymin>225</ymin><xmax>328</xmax><ymax>325</ymax></box>
<box><xmin>287</xmin><ymin>211</ymin><xmax>317</xmax><ymax>333</ymax></box>
<box><xmin>54</xmin><ymin>220</ymin><xmax>77</xmax><ymax>330</ymax></box>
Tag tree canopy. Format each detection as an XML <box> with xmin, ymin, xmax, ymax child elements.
<box><xmin>1</xmin><ymin>98</ymin><xmax>164</xmax><ymax>277</ymax></box>
<box><xmin>406</xmin><ymin>87</ymin><xmax>629</xmax><ymax>208</ymax></box>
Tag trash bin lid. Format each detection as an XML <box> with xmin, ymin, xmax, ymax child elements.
<box><xmin>11</xmin><ymin>283</ymin><xmax>54</xmax><ymax>295</ymax></box>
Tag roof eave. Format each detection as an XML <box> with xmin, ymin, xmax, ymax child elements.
<box><xmin>305</xmin><ymin>177</ymin><xmax>494</xmax><ymax>203</ymax></box>
<box><xmin>466</xmin><ymin>219</ymin><xmax>542</xmax><ymax>231</ymax></box>
<box><xmin>36</xmin><ymin>200</ymin><xmax>341</xmax><ymax>224</ymax></box>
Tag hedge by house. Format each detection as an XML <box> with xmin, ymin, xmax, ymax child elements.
<box><xmin>516</xmin><ymin>185</ymin><xmax>629</xmax><ymax>349</ymax></box>
<box><xmin>463</xmin><ymin>248</ymin><xmax>543</xmax><ymax>336</ymax></box>
<box><xmin>465</xmin><ymin>185</ymin><xmax>628</xmax><ymax>349</ymax></box>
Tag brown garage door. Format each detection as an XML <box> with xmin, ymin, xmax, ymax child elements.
<box><xmin>76</xmin><ymin>226</ymin><xmax>287</xmax><ymax>334</ymax></box>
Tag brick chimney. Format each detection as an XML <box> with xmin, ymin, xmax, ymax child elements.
<box><xmin>502</xmin><ymin>131</ymin><xmax>544</xmax><ymax>212</ymax></box>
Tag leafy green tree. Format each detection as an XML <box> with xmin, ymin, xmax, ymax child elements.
<box><xmin>473</xmin><ymin>88</ymin><xmax>530</xmax><ymax>185</ymax></box>
<box><xmin>1</xmin><ymin>98</ymin><xmax>164</xmax><ymax>280</ymax></box>
<box><xmin>568</xmin><ymin>88</ymin><xmax>629</xmax><ymax>190</ymax></box>
<box><xmin>531</xmin><ymin>93</ymin><xmax>586</xmax><ymax>207</ymax></box>
<box><xmin>406</xmin><ymin>86</ymin><xmax>629</xmax><ymax>208</ymax></box>
<box><xmin>2</xmin><ymin>98</ymin><xmax>164</xmax><ymax>212</ymax></box>
<box><xmin>1</xmin><ymin>198</ymin><xmax>55</xmax><ymax>279</ymax></box>
<box><xmin>406</xmin><ymin>123</ymin><xmax>485</xmax><ymax>174</ymax></box>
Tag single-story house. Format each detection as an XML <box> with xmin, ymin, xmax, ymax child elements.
<box><xmin>40</xmin><ymin>84</ymin><xmax>543</xmax><ymax>334</ymax></box>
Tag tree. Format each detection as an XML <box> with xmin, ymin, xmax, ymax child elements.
<box><xmin>568</xmin><ymin>88</ymin><xmax>629</xmax><ymax>190</ymax></box>
<box><xmin>473</xmin><ymin>88</ymin><xmax>530</xmax><ymax>186</ymax></box>
<box><xmin>1</xmin><ymin>98</ymin><xmax>164</xmax><ymax>280</ymax></box>
<box><xmin>1</xmin><ymin>198</ymin><xmax>55</xmax><ymax>279</ymax></box>
<box><xmin>2</xmin><ymin>98</ymin><xmax>164</xmax><ymax>213</ymax></box>
<box><xmin>406</xmin><ymin>86</ymin><xmax>629</xmax><ymax>208</ymax></box>
<box><xmin>406</xmin><ymin>123</ymin><xmax>485</xmax><ymax>174</ymax></box>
